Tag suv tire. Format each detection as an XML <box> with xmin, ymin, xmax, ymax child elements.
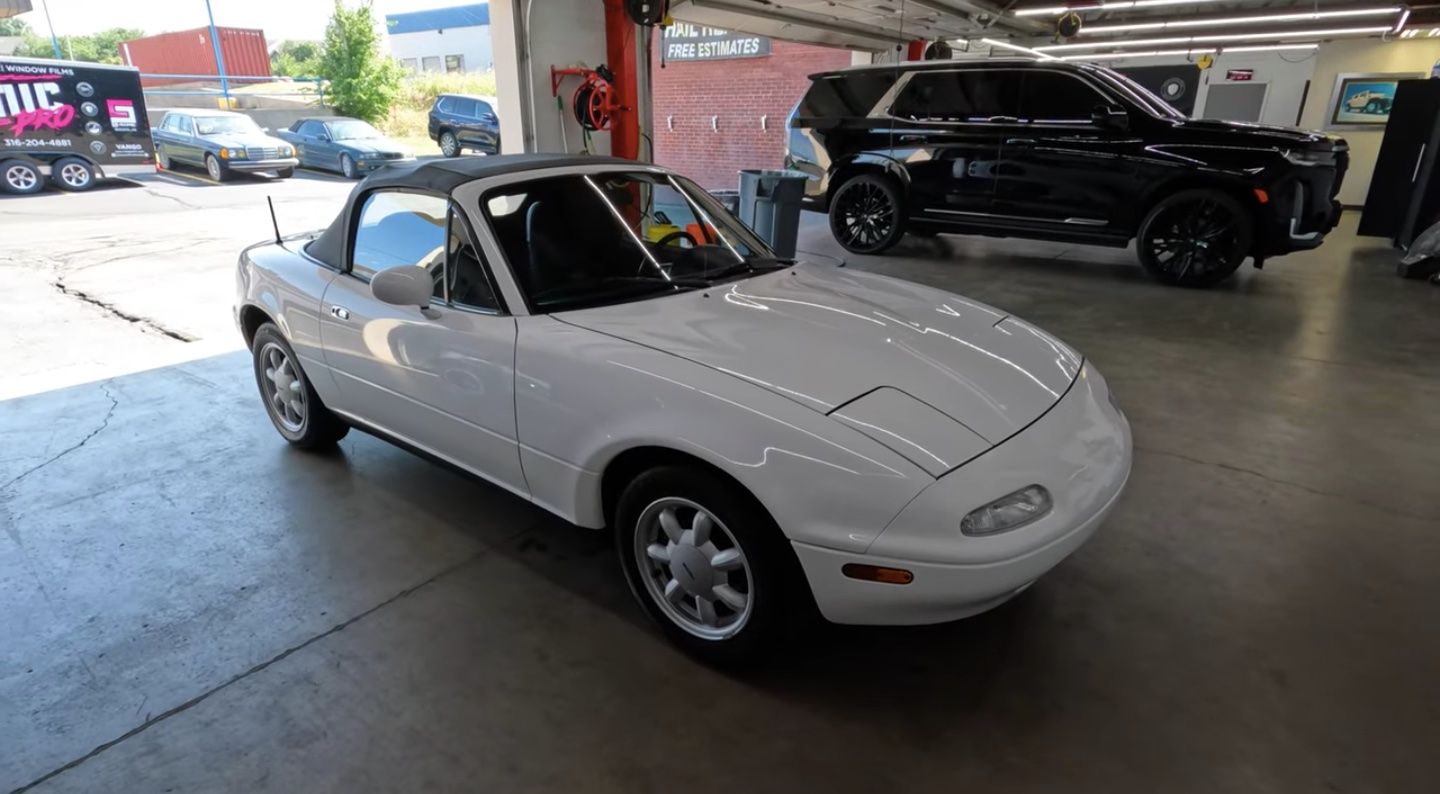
<box><xmin>439</xmin><ymin>131</ymin><xmax>460</xmax><ymax>157</ymax></box>
<box><xmin>829</xmin><ymin>173</ymin><xmax>906</xmax><ymax>255</ymax></box>
<box><xmin>1136</xmin><ymin>188</ymin><xmax>1252</xmax><ymax>288</ymax></box>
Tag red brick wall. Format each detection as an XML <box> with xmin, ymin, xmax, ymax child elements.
<box><xmin>650</xmin><ymin>39</ymin><xmax>852</xmax><ymax>190</ymax></box>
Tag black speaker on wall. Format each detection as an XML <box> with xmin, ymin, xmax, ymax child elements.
<box><xmin>1358</xmin><ymin>79</ymin><xmax>1440</xmax><ymax>250</ymax></box>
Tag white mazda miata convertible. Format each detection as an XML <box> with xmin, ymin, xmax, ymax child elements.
<box><xmin>236</xmin><ymin>154</ymin><xmax>1132</xmax><ymax>663</ymax></box>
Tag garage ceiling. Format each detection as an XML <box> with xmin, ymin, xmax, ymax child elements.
<box><xmin>669</xmin><ymin>0</ymin><xmax>1417</xmax><ymax>52</ymax></box>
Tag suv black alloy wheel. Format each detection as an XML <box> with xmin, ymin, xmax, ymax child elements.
<box><xmin>830</xmin><ymin>174</ymin><xmax>905</xmax><ymax>255</ymax></box>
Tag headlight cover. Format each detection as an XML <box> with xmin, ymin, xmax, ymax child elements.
<box><xmin>960</xmin><ymin>485</ymin><xmax>1052</xmax><ymax>536</ymax></box>
<box><xmin>1283</xmin><ymin>148</ymin><xmax>1332</xmax><ymax>167</ymax></box>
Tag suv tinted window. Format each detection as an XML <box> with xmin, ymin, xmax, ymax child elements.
<box><xmin>1020</xmin><ymin>71</ymin><xmax>1110</xmax><ymax>123</ymax></box>
<box><xmin>475</xmin><ymin>99</ymin><xmax>494</xmax><ymax>118</ymax></box>
<box><xmin>798</xmin><ymin>72</ymin><xmax>897</xmax><ymax>119</ymax></box>
<box><xmin>351</xmin><ymin>190</ymin><xmax>447</xmax><ymax>296</ymax></box>
<box><xmin>455</xmin><ymin>98</ymin><xmax>479</xmax><ymax>117</ymax></box>
<box><xmin>436</xmin><ymin>96</ymin><xmax>453</xmax><ymax>113</ymax></box>
<box><xmin>892</xmin><ymin>70</ymin><xmax>1021</xmax><ymax>121</ymax></box>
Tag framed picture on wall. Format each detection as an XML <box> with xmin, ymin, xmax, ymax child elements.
<box><xmin>1326</xmin><ymin>72</ymin><xmax>1424</xmax><ymax>129</ymax></box>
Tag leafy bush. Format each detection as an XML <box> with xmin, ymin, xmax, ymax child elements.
<box><xmin>319</xmin><ymin>0</ymin><xmax>403</xmax><ymax>123</ymax></box>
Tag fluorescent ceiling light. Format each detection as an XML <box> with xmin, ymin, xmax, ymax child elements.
<box><xmin>1079</xmin><ymin>7</ymin><xmax>1402</xmax><ymax>35</ymax></box>
<box><xmin>1015</xmin><ymin>0</ymin><xmax>1223</xmax><ymax>17</ymax></box>
<box><xmin>1059</xmin><ymin>42</ymin><xmax>1319</xmax><ymax>61</ymax></box>
<box><xmin>981</xmin><ymin>37</ymin><xmax>1059</xmax><ymax>60</ymax></box>
<box><xmin>1035</xmin><ymin>25</ymin><xmax>1394</xmax><ymax>52</ymax></box>
<box><xmin>1393</xmin><ymin>8</ymin><xmax>1411</xmax><ymax>33</ymax></box>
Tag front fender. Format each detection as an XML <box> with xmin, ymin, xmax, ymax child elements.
<box><xmin>514</xmin><ymin>316</ymin><xmax>931</xmax><ymax>552</ymax></box>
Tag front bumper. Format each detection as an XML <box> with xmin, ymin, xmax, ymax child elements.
<box><xmin>356</xmin><ymin>156</ymin><xmax>415</xmax><ymax>172</ymax></box>
<box><xmin>226</xmin><ymin>158</ymin><xmax>299</xmax><ymax>173</ymax></box>
<box><xmin>793</xmin><ymin>363</ymin><xmax>1133</xmax><ymax>625</ymax></box>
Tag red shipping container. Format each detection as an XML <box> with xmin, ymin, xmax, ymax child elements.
<box><xmin>119</xmin><ymin>27</ymin><xmax>271</xmax><ymax>87</ymax></box>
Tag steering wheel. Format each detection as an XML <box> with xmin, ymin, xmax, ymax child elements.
<box><xmin>655</xmin><ymin>230</ymin><xmax>697</xmax><ymax>249</ymax></box>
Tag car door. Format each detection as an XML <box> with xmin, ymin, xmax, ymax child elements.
<box><xmin>307</xmin><ymin>120</ymin><xmax>340</xmax><ymax>170</ymax></box>
<box><xmin>289</xmin><ymin>120</ymin><xmax>320</xmax><ymax>168</ymax></box>
<box><xmin>451</xmin><ymin>98</ymin><xmax>481</xmax><ymax>146</ymax></box>
<box><xmin>470</xmin><ymin>99</ymin><xmax>500</xmax><ymax>150</ymax></box>
<box><xmin>317</xmin><ymin>189</ymin><xmax>527</xmax><ymax>495</ymax></box>
<box><xmin>992</xmin><ymin>69</ymin><xmax>1134</xmax><ymax>229</ymax></box>
<box><xmin>887</xmin><ymin>69</ymin><xmax>1020</xmax><ymax>220</ymax></box>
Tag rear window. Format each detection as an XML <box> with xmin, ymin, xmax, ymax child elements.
<box><xmin>796</xmin><ymin>71</ymin><xmax>897</xmax><ymax>120</ymax></box>
<box><xmin>891</xmin><ymin>70</ymin><xmax>1022</xmax><ymax>122</ymax></box>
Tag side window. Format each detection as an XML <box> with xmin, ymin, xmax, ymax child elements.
<box><xmin>351</xmin><ymin>190</ymin><xmax>448</xmax><ymax>301</ymax></box>
<box><xmin>892</xmin><ymin>70</ymin><xmax>1021</xmax><ymax>122</ymax></box>
<box><xmin>445</xmin><ymin>210</ymin><xmax>500</xmax><ymax>311</ymax></box>
<box><xmin>436</xmin><ymin>96</ymin><xmax>453</xmax><ymax>113</ymax></box>
<box><xmin>160</xmin><ymin>115</ymin><xmax>175</xmax><ymax>131</ymax></box>
<box><xmin>797</xmin><ymin>71</ymin><xmax>898</xmax><ymax>119</ymax></box>
<box><xmin>457</xmin><ymin>98</ymin><xmax>479</xmax><ymax>118</ymax></box>
<box><xmin>1019</xmin><ymin>71</ymin><xmax>1110</xmax><ymax>124</ymax></box>
<box><xmin>177</xmin><ymin>116</ymin><xmax>194</xmax><ymax>135</ymax></box>
<box><xmin>475</xmin><ymin>100</ymin><xmax>494</xmax><ymax>119</ymax></box>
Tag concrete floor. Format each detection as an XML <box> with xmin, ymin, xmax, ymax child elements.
<box><xmin>2</xmin><ymin>176</ymin><xmax>1438</xmax><ymax>793</ymax></box>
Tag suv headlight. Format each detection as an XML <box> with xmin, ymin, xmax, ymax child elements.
<box><xmin>960</xmin><ymin>485</ymin><xmax>1052</xmax><ymax>536</ymax></box>
<box><xmin>1283</xmin><ymin>149</ymin><xmax>1331</xmax><ymax>167</ymax></box>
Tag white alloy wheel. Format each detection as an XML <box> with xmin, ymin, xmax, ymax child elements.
<box><xmin>57</xmin><ymin>161</ymin><xmax>93</xmax><ymax>189</ymax></box>
<box><xmin>440</xmin><ymin>131</ymin><xmax>459</xmax><ymax>157</ymax></box>
<box><xmin>259</xmin><ymin>341</ymin><xmax>307</xmax><ymax>433</ymax></box>
<box><xmin>634</xmin><ymin>497</ymin><xmax>754</xmax><ymax>640</ymax></box>
<box><xmin>4</xmin><ymin>162</ymin><xmax>41</xmax><ymax>193</ymax></box>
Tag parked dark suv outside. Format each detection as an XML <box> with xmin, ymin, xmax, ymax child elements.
<box><xmin>428</xmin><ymin>93</ymin><xmax>501</xmax><ymax>157</ymax></box>
<box><xmin>786</xmin><ymin>59</ymin><xmax>1348</xmax><ymax>287</ymax></box>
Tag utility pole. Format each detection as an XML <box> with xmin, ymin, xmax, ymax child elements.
<box><xmin>39</xmin><ymin>0</ymin><xmax>62</xmax><ymax>60</ymax></box>
<box><xmin>203</xmin><ymin>0</ymin><xmax>232</xmax><ymax>107</ymax></box>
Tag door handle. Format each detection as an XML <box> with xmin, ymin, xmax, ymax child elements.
<box><xmin>1006</xmin><ymin>138</ymin><xmax>1036</xmax><ymax>146</ymax></box>
<box><xmin>898</xmin><ymin>134</ymin><xmax>924</xmax><ymax>143</ymax></box>
<box><xmin>330</xmin><ymin>305</ymin><xmax>350</xmax><ymax>320</ymax></box>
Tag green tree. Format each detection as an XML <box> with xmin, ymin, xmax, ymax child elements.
<box><xmin>271</xmin><ymin>40</ymin><xmax>322</xmax><ymax>77</ymax></box>
<box><xmin>0</xmin><ymin>17</ymin><xmax>32</xmax><ymax>36</ymax></box>
<box><xmin>16</xmin><ymin>27</ymin><xmax>143</xmax><ymax>64</ymax></box>
<box><xmin>319</xmin><ymin>1</ymin><xmax>402</xmax><ymax>122</ymax></box>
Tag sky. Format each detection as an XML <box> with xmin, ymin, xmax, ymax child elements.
<box><xmin>12</xmin><ymin>0</ymin><xmax>461</xmax><ymax>43</ymax></box>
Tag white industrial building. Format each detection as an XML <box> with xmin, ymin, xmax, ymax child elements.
<box><xmin>385</xmin><ymin>3</ymin><xmax>493</xmax><ymax>74</ymax></box>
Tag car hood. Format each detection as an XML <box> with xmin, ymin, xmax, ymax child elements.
<box><xmin>1169</xmin><ymin>118</ymin><xmax>1345</xmax><ymax>150</ymax></box>
<box><xmin>207</xmin><ymin>133</ymin><xmax>289</xmax><ymax>149</ymax></box>
<box><xmin>557</xmin><ymin>264</ymin><xmax>1082</xmax><ymax>444</ymax></box>
<box><xmin>338</xmin><ymin>138</ymin><xmax>409</xmax><ymax>155</ymax></box>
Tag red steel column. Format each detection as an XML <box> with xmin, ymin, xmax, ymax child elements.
<box><xmin>603</xmin><ymin>0</ymin><xmax>642</xmax><ymax>160</ymax></box>
<box><xmin>905</xmin><ymin>39</ymin><xmax>926</xmax><ymax>61</ymax></box>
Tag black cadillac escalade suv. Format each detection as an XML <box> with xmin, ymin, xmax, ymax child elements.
<box><xmin>786</xmin><ymin>59</ymin><xmax>1348</xmax><ymax>287</ymax></box>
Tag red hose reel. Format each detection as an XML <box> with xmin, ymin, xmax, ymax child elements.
<box><xmin>550</xmin><ymin>64</ymin><xmax>622</xmax><ymax>131</ymax></box>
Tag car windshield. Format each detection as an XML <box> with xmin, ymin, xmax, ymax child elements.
<box><xmin>194</xmin><ymin>115</ymin><xmax>261</xmax><ymax>135</ymax></box>
<box><xmin>330</xmin><ymin>119</ymin><xmax>382</xmax><ymax>140</ymax></box>
<box><xmin>1094</xmin><ymin>67</ymin><xmax>1187</xmax><ymax>121</ymax></box>
<box><xmin>482</xmin><ymin>171</ymin><xmax>786</xmax><ymax>313</ymax></box>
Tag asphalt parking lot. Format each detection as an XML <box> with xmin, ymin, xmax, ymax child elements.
<box><xmin>3</xmin><ymin>169</ymin><xmax>1439</xmax><ymax>793</ymax></box>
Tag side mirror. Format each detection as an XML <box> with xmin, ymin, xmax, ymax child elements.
<box><xmin>371</xmin><ymin>267</ymin><xmax>434</xmax><ymax>308</ymax></box>
<box><xmin>1092</xmin><ymin>104</ymin><xmax>1129</xmax><ymax>130</ymax></box>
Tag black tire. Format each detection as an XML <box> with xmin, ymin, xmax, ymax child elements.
<box><xmin>439</xmin><ymin>130</ymin><xmax>460</xmax><ymax>157</ymax></box>
<box><xmin>156</xmin><ymin>145</ymin><xmax>172</xmax><ymax>170</ymax></box>
<box><xmin>0</xmin><ymin>159</ymin><xmax>44</xmax><ymax>195</ymax></box>
<box><xmin>205</xmin><ymin>154</ymin><xmax>229</xmax><ymax>182</ymax></box>
<box><xmin>275</xmin><ymin>167</ymin><xmax>295</xmax><ymax>179</ymax></box>
<box><xmin>340</xmin><ymin>153</ymin><xmax>358</xmax><ymax>179</ymax></box>
<box><xmin>1136</xmin><ymin>188</ymin><xmax>1252</xmax><ymax>288</ymax></box>
<box><xmin>251</xmin><ymin>323</ymin><xmax>348</xmax><ymax>449</ymax></box>
<box><xmin>615</xmin><ymin>465</ymin><xmax>807</xmax><ymax>667</ymax></box>
<box><xmin>52</xmin><ymin>157</ymin><xmax>97</xmax><ymax>191</ymax></box>
<box><xmin>829</xmin><ymin>173</ymin><xmax>906</xmax><ymax>255</ymax></box>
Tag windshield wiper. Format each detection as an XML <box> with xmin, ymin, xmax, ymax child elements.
<box><xmin>701</xmin><ymin>257</ymin><xmax>794</xmax><ymax>282</ymax></box>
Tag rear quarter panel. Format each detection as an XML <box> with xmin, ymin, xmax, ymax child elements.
<box><xmin>238</xmin><ymin>239</ymin><xmax>341</xmax><ymax>405</ymax></box>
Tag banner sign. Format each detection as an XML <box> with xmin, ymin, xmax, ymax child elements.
<box><xmin>662</xmin><ymin>24</ymin><xmax>771</xmax><ymax>61</ymax></box>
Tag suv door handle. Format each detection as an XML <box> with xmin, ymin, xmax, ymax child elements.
<box><xmin>1006</xmin><ymin>138</ymin><xmax>1036</xmax><ymax>146</ymax></box>
<box><xmin>330</xmin><ymin>305</ymin><xmax>350</xmax><ymax>320</ymax></box>
<box><xmin>898</xmin><ymin>134</ymin><xmax>923</xmax><ymax>143</ymax></box>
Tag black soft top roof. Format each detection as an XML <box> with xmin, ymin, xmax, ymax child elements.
<box><xmin>306</xmin><ymin>153</ymin><xmax>636</xmax><ymax>269</ymax></box>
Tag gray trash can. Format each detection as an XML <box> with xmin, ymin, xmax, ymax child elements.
<box><xmin>737</xmin><ymin>169</ymin><xmax>808</xmax><ymax>258</ymax></box>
